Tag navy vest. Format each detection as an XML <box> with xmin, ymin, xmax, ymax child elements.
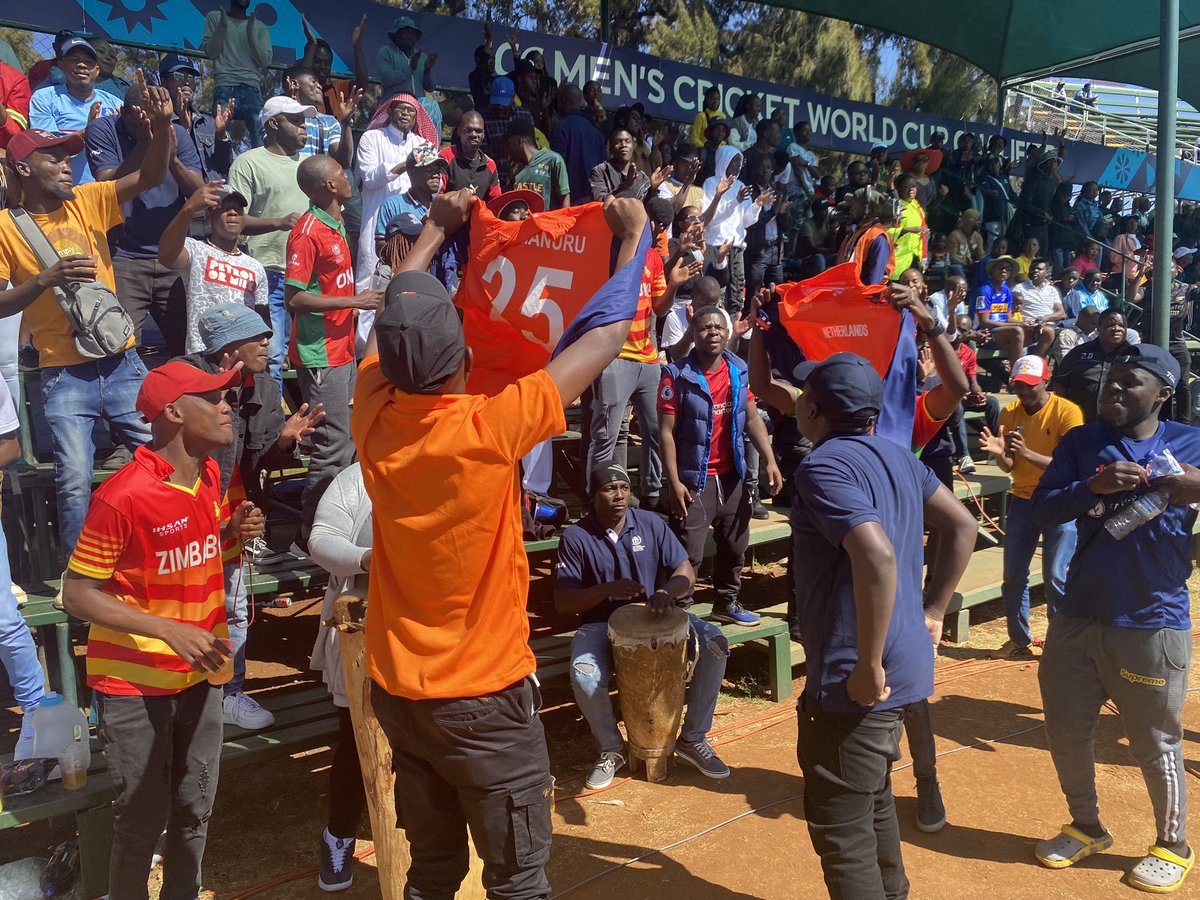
<box><xmin>664</xmin><ymin>349</ymin><xmax>749</xmax><ymax>493</ymax></box>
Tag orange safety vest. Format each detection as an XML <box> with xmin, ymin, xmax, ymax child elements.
<box><xmin>836</xmin><ymin>222</ymin><xmax>896</xmax><ymax>283</ymax></box>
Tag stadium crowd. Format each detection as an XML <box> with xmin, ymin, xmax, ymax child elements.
<box><xmin>0</xmin><ymin>8</ymin><xmax>1198</xmax><ymax>898</ymax></box>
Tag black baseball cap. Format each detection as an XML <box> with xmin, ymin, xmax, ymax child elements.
<box><xmin>792</xmin><ymin>352</ymin><xmax>883</xmax><ymax>420</ymax></box>
<box><xmin>1114</xmin><ymin>343</ymin><xmax>1180</xmax><ymax>389</ymax></box>
<box><xmin>159</xmin><ymin>52</ymin><xmax>200</xmax><ymax>79</ymax></box>
<box><xmin>375</xmin><ymin>272</ymin><xmax>466</xmax><ymax>394</ymax></box>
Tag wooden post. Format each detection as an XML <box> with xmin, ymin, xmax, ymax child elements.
<box><xmin>334</xmin><ymin>593</ymin><xmax>486</xmax><ymax>899</ymax></box>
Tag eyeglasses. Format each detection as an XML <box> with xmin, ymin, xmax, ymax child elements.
<box><xmin>686</xmin><ymin>215</ymin><xmax>703</xmax><ymax>222</ymax></box>
<box><xmin>170</xmin><ymin>75</ymin><xmax>196</xmax><ymax>87</ymax></box>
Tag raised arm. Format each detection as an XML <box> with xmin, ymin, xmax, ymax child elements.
<box><xmin>115</xmin><ymin>74</ymin><xmax>175</xmax><ymax>205</ymax></box>
<box><xmin>891</xmin><ymin>282</ymin><xmax>966</xmax><ymax>420</ymax></box>
<box><xmin>747</xmin><ymin>315</ymin><xmax>799</xmax><ymax>416</ymax></box>
<box><xmin>158</xmin><ymin>181</ymin><xmax>227</xmax><ymax>270</ymax></box>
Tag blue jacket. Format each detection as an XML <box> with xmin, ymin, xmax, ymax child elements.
<box><xmin>665</xmin><ymin>349</ymin><xmax>749</xmax><ymax>493</ymax></box>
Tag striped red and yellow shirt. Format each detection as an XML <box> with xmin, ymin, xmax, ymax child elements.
<box><xmin>68</xmin><ymin>446</ymin><xmax>229</xmax><ymax>696</ymax></box>
<box><xmin>619</xmin><ymin>248</ymin><xmax>666</xmax><ymax>364</ymax></box>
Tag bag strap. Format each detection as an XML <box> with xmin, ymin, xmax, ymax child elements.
<box><xmin>7</xmin><ymin>209</ymin><xmax>65</xmax><ymax>271</ymax></box>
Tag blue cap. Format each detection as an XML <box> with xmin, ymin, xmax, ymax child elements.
<box><xmin>1114</xmin><ymin>342</ymin><xmax>1180</xmax><ymax>389</ymax></box>
<box><xmin>158</xmin><ymin>52</ymin><xmax>200</xmax><ymax>78</ymax></box>
<box><xmin>792</xmin><ymin>352</ymin><xmax>884</xmax><ymax>420</ymax></box>
<box><xmin>390</xmin><ymin>14</ymin><xmax>421</xmax><ymax>35</ymax></box>
<box><xmin>58</xmin><ymin>37</ymin><xmax>96</xmax><ymax>60</ymax></box>
<box><xmin>198</xmin><ymin>304</ymin><xmax>271</xmax><ymax>355</ymax></box>
<box><xmin>490</xmin><ymin>76</ymin><xmax>515</xmax><ymax>107</ymax></box>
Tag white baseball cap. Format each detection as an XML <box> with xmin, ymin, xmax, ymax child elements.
<box><xmin>1173</xmin><ymin>246</ymin><xmax>1198</xmax><ymax>260</ymax></box>
<box><xmin>1011</xmin><ymin>354</ymin><xmax>1049</xmax><ymax>386</ymax></box>
<box><xmin>260</xmin><ymin>96</ymin><xmax>317</xmax><ymax>126</ymax></box>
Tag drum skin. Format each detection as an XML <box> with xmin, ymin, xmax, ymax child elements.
<box><xmin>607</xmin><ymin>604</ymin><xmax>689</xmax><ymax>783</ymax></box>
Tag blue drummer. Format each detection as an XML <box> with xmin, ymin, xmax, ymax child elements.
<box><xmin>554</xmin><ymin>460</ymin><xmax>730</xmax><ymax>789</ymax></box>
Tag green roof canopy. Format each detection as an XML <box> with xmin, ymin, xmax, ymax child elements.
<box><xmin>752</xmin><ymin>0</ymin><xmax>1200</xmax><ymax>107</ymax></box>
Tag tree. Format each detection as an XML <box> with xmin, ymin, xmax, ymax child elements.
<box><xmin>886</xmin><ymin>40</ymin><xmax>997</xmax><ymax>123</ymax></box>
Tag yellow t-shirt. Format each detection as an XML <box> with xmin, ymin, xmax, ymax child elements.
<box><xmin>0</xmin><ymin>181</ymin><xmax>131</xmax><ymax>368</ymax></box>
<box><xmin>1016</xmin><ymin>253</ymin><xmax>1034</xmax><ymax>282</ymax></box>
<box><xmin>998</xmin><ymin>392</ymin><xmax>1084</xmax><ymax>499</ymax></box>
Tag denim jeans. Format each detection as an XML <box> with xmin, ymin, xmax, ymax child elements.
<box><xmin>265</xmin><ymin>270</ymin><xmax>289</xmax><ymax>392</ymax></box>
<box><xmin>213</xmin><ymin>83</ymin><xmax>264</xmax><ymax>148</ymax></box>
<box><xmin>0</xmin><ymin>521</ymin><xmax>45</xmax><ymax>712</ymax></box>
<box><xmin>223</xmin><ymin>560</ymin><xmax>248</xmax><ymax>696</ymax></box>
<box><xmin>569</xmin><ymin>614</ymin><xmax>729</xmax><ymax>755</ymax></box>
<box><xmin>1000</xmin><ymin>496</ymin><xmax>1077</xmax><ymax>647</ymax></box>
<box><xmin>42</xmin><ymin>348</ymin><xmax>151</xmax><ymax>553</ymax></box>
<box><xmin>98</xmin><ymin>682</ymin><xmax>224</xmax><ymax>900</ymax></box>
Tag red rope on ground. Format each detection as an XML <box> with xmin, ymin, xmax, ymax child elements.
<box><xmin>955</xmin><ymin>470</ymin><xmax>1006</xmax><ymax>537</ymax></box>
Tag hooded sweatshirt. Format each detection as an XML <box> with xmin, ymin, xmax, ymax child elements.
<box><xmin>701</xmin><ymin>145</ymin><xmax>762</xmax><ymax>250</ymax></box>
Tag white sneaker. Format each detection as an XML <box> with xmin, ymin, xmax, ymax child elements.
<box><xmin>957</xmin><ymin>455</ymin><xmax>977</xmax><ymax>474</ymax></box>
<box><xmin>223</xmin><ymin>691</ymin><xmax>276</xmax><ymax>729</ymax></box>
<box><xmin>13</xmin><ymin>711</ymin><xmax>35</xmax><ymax>760</ymax></box>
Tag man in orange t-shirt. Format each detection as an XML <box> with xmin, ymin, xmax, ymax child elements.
<box><xmin>352</xmin><ymin>190</ymin><xmax>648</xmax><ymax>897</ymax></box>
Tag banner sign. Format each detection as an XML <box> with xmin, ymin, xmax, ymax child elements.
<box><xmin>9</xmin><ymin>1</ymin><xmax>1198</xmax><ymax>199</ymax></box>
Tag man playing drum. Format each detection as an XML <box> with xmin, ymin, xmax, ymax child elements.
<box><xmin>555</xmin><ymin>461</ymin><xmax>731</xmax><ymax>790</ymax></box>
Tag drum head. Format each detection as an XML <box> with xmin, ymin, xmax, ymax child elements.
<box><xmin>608</xmin><ymin>603</ymin><xmax>689</xmax><ymax>648</ymax></box>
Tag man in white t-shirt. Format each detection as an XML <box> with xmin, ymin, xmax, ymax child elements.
<box><xmin>158</xmin><ymin>181</ymin><xmax>269</xmax><ymax>353</ymax></box>
<box><xmin>786</xmin><ymin>121</ymin><xmax>821</xmax><ymax>200</ymax></box>
<box><xmin>1012</xmin><ymin>256</ymin><xmax>1064</xmax><ymax>356</ymax></box>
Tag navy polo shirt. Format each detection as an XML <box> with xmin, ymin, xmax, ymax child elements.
<box><xmin>1032</xmin><ymin>420</ymin><xmax>1200</xmax><ymax>630</ymax></box>
<box><xmin>555</xmin><ymin>508</ymin><xmax>689</xmax><ymax>625</ymax></box>
<box><xmin>791</xmin><ymin>432</ymin><xmax>940</xmax><ymax>713</ymax></box>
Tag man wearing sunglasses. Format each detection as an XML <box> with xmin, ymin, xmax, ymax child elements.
<box><xmin>158</xmin><ymin>53</ymin><xmax>234</xmax><ymax>181</ymax></box>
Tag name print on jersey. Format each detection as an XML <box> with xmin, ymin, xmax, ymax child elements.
<box><xmin>155</xmin><ymin>533</ymin><xmax>221</xmax><ymax>575</ymax></box>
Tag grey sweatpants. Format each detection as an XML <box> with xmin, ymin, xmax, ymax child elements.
<box><xmin>298</xmin><ymin>361</ymin><xmax>357</xmax><ymax>540</ymax></box>
<box><xmin>1039</xmin><ymin>614</ymin><xmax>1191</xmax><ymax>845</ymax></box>
<box><xmin>586</xmin><ymin>357</ymin><xmax>662</xmax><ymax>498</ymax></box>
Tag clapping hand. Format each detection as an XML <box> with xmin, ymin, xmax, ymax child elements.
<box><xmin>214</xmin><ymin>98</ymin><xmax>235</xmax><ymax>137</ymax></box>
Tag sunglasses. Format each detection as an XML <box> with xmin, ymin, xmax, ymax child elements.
<box><xmin>169</xmin><ymin>74</ymin><xmax>196</xmax><ymax>86</ymax></box>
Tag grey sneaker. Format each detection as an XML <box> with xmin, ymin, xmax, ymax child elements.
<box><xmin>586</xmin><ymin>751</ymin><xmax>626</xmax><ymax>790</ymax></box>
<box><xmin>957</xmin><ymin>455</ymin><xmax>977</xmax><ymax>475</ymax></box>
<box><xmin>675</xmin><ymin>738</ymin><xmax>731</xmax><ymax>779</ymax></box>
<box><xmin>244</xmin><ymin>536</ymin><xmax>287</xmax><ymax>566</ymax></box>
<box><xmin>915</xmin><ymin>776</ymin><xmax>946</xmax><ymax>833</ymax></box>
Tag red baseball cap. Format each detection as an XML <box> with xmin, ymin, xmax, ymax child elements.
<box><xmin>136</xmin><ymin>361</ymin><xmax>241</xmax><ymax>423</ymax></box>
<box><xmin>1011</xmin><ymin>354</ymin><xmax>1050</xmax><ymax>386</ymax></box>
<box><xmin>6</xmin><ymin>129</ymin><xmax>85</xmax><ymax>164</ymax></box>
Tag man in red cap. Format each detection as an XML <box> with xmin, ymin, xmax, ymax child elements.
<box><xmin>979</xmin><ymin>353</ymin><xmax>1083</xmax><ymax>659</ymax></box>
<box><xmin>63</xmin><ymin>359</ymin><xmax>265</xmax><ymax>898</ymax></box>
<box><xmin>0</xmin><ymin>83</ymin><xmax>177</xmax><ymax>558</ymax></box>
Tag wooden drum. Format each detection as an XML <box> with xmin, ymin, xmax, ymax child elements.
<box><xmin>607</xmin><ymin>604</ymin><xmax>689</xmax><ymax>783</ymax></box>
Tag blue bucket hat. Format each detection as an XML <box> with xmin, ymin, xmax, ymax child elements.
<box><xmin>198</xmin><ymin>304</ymin><xmax>271</xmax><ymax>355</ymax></box>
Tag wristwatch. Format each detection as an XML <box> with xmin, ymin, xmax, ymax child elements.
<box><xmin>922</xmin><ymin>320</ymin><xmax>946</xmax><ymax>339</ymax></box>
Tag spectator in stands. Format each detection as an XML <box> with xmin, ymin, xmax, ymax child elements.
<box><xmin>1070</xmin><ymin>238</ymin><xmax>1102</xmax><ymax>278</ymax></box>
<box><xmin>550</xmin><ymin>83</ymin><xmax>605</xmax><ymax>203</ymax></box>
<box><xmin>298</xmin><ymin>15</ymin><xmax>369</xmax><ymax>115</ymax></box>
<box><xmin>900</xmin><ymin>147</ymin><xmax>942</xmax><ymax>209</ymax></box>
<box><xmin>29</xmin><ymin>37</ymin><xmax>122</xmax><ymax>186</ymax></box>
<box><xmin>950</xmin><ymin>314</ymin><xmax>999</xmax><ymax>472</ymax></box>
<box><xmin>511</xmin><ymin>57</ymin><xmax>544</xmax><ymax>130</ymax></box>
<box><xmin>159</xmin><ymin>54</ymin><xmax>233</xmax><ymax>182</ymax></box>
<box><xmin>378</xmin><ymin>15</ymin><xmax>436</xmax><ymax>102</ymax></box>
<box><xmin>1014</xmin><ymin>236</ymin><xmax>1040</xmax><ymax>282</ymax></box>
<box><xmin>928</xmin><ymin>272</ymin><xmax>966</xmax><ymax>331</ymax></box>
<box><xmin>1032</xmin><ymin>344</ymin><xmax>1199</xmax><ymax>894</ymax></box>
<box><xmin>507</xmin><ymin>119</ymin><xmax>569</xmax><ymax>209</ymax></box>
<box><xmin>1073</xmin><ymin>181</ymin><xmax>1102</xmax><ymax>241</ymax></box>
<box><xmin>744</xmin><ymin>155</ymin><xmax>788</xmax><ymax>301</ymax></box>
<box><xmin>836</xmin><ymin>186</ymin><xmax>897</xmax><ymax>285</ymax></box>
<box><xmin>354</xmin><ymin>193</ymin><xmax>646</xmax><ymax>900</ymax></box>
<box><xmin>25</xmin><ymin>31</ymin><xmax>74</xmax><ymax>92</ymax></box>
<box><xmin>974</xmin><ymin>255</ymin><xmax>1027</xmax><ymax>365</ymax></box>
<box><xmin>659</xmin><ymin>250</ymin><xmax>716</xmax><ymax>353</ymax></box>
<box><xmin>0</xmin><ymin>59</ymin><xmax>30</xmax><ymax>151</ymax></box>
<box><xmin>728</xmin><ymin>94</ymin><xmax>760</xmax><ymax>152</ymax></box>
<box><xmin>286</xmin><ymin>155</ymin><xmax>382</xmax><ymax>551</ymax></box>
<box><xmin>785</xmin><ymin>121</ymin><xmax>821</xmax><ymax>204</ymax></box>
<box><xmin>583</xmin><ymin>79</ymin><xmax>607</xmax><ymax>131</ymax></box>
<box><xmin>354</xmin><ymin>92</ymin><xmax>437</xmax><ymax>300</ymax></box>
<box><xmin>158</xmin><ymin>181</ymin><xmax>267</xmax><ymax>353</ymax></box>
<box><xmin>1051</xmin><ymin>304</ymin><xmax>1101</xmax><ymax>364</ymax></box>
<box><xmin>1111</xmin><ymin>215</ymin><xmax>1146</xmax><ymax>302</ymax></box>
<box><xmin>86</xmin><ymin>85</ymin><xmax>205</xmax><ymax>358</ymax></box>
<box><xmin>659</xmin><ymin>305</ymin><xmax>782</xmax><ymax>626</ymax></box>
<box><xmin>1068</xmin><ymin>268</ymin><xmax>1108</xmax><ymax>315</ymax></box>
<box><xmin>0</xmin><ymin>100</ymin><xmax>175</xmax><ymax>553</ymax></box>
<box><xmin>979</xmin><ymin>154</ymin><xmax>1016</xmax><ymax>252</ymax></box>
<box><xmin>590</xmin><ymin>128</ymin><xmax>658</xmax><ymax>202</ymax></box>
<box><xmin>701</xmin><ymin>145</ymin><xmax>766</xmax><ymax>309</ymax></box>
<box><xmin>375</xmin><ymin>146</ymin><xmax>447</xmax><ymax>268</ymax></box>
<box><xmin>742</xmin><ymin>118</ymin><xmax>780</xmax><ymax>180</ymax></box>
<box><xmin>658</xmin><ymin>145</ymin><xmax>705</xmax><ymax>213</ymax></box>
<box><xmin>283</xmin><ymin>64</ymin><xmax>360</xmax><ymax>168</ymax></box>
<box><xmin>1057</xmin><ymin>266</ymin><xmax>1084</xmax><ymax>325</ymax></box>
<box><xmin>698</xmin><ymin>118</ymin><xmax>730</xmax><ymax>180</ymax></box>
<box><xmin>227</xmin><ymin>96</ymin><xmax>313</xmax><ymax>386</ymax></box>
<box><xmin>62</xmin><ymin>360</ymin><xmax>263</xmax><ymax>900</ymax></box>
<box><xmin>307</xmin><ymin>460</ymin><xmax>372</xmax><ymax>891</ymax></box>
<box><xmin>467</xmin><ymin>27</ymin><xmax>494</xmax><ymax>112</ymax></box>
<box><xmin>889</xmin><ymin>174</ymin><xmax>928</xmax><ymax>276</ymax></box>
<box><xmin>1013</xmin><ymin>257</ymin><xmax>1065</xmax><ymax>357</ymax></box>
<box><xmin>89</xmin><ymin>38</ymin><xmax>130</xmax><ymax>99</ymax></box>
<box><xmin>480</xmin><ymin>76</ymin><xmax>533</xmax><ymax>188</ymax></box>
<box><xmin>184</xmin><ymin>303</ymin><xmax>323</xmax><ymax>724</ymax></box>
<box><xmin>764</xmin><ymin>350</ymin><xmax>974</xmax><ymax>898</ymax></box>
<box><xmin>201</xmin><ymin>0</ymin><xmax>272</xmax><ymax>148</ymax></box>
<box><xmin>0</xmin><ymin>386</ymin><xmax>42</xmax><ymax>759</ymax></box>
<box><xmin>689</xmin><ymin>86</ymin><xmax>723</xmax><ymax>148</ymax></box>
<box><xmin>947</xmin><ymin>208</ymin><xmax>985</xmax><ymax>269</ymax></box>
<box><xmin>1071</xmin><ymin>81</ymin><xmax>1099</xmax><ymax>111</ymax></box>
<box><xmin>795</xmin><ymin>198</ymin><xmax>836</xmax><ymax>277</ymax></box>
<box><xmin>440</xmin><ymin>111</ymin><xmax>501</xmax><ymax>200</ymax></box>
<box><xmin>556</xmin><ymin>460</ymin><xmax>729</xmax><ymax>786</ymax></box>
<box><xmin>979</xmin><ymin>355</ymin><xmax>1082</xmax><ymax>659</ymax></box>
<box><xmin>1048</xmin><ymin>183</ymin><xmax>1078</xmax><ymax>272</ymax></box>
<box><xmin>1052</xmin><ymin>307</ymin><xmax>1135</xmax><ymax>423</ymax></box>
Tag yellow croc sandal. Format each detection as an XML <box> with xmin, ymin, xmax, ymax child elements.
<box><xmin>1128</xmin><ymin>845</ymin><xmax>1195</xmax><ymax>893</ymax></box>
<box><xmin>1035</xmin><ymin>824</ymin><xmax>1115</xmax><ymax>869</ymax></box>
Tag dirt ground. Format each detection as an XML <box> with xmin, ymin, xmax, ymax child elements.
<box><xmin>6</xmin><ymin>563</ymin><xmax>1200</xmax><ymax>899</ymax></box>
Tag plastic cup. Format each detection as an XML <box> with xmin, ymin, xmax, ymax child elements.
<box><xmin>58</xmin><ymin>743</ymin><xmax>89</xmax><ymax>791</ymax></box>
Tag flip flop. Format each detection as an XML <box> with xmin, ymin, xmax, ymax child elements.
<box><xmin>1035</xmin><ymin>824</ymin><xmax>1114</xmax><ymax>869</ymax></box>
<box><xmin>1128</xmin><ymin>845</ymin><xmax>1195</xmax><ymax>893</ymax></box>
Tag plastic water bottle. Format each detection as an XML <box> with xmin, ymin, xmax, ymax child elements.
<box><xmin>1104</xmin><ymin>490</ymin><xmax>1170</xmax><ymax>540</ymax></box>
<box><xmin>29</xmin><ymin>693</ymin><xmax>90</xmax><ymax>769</ymax></box>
